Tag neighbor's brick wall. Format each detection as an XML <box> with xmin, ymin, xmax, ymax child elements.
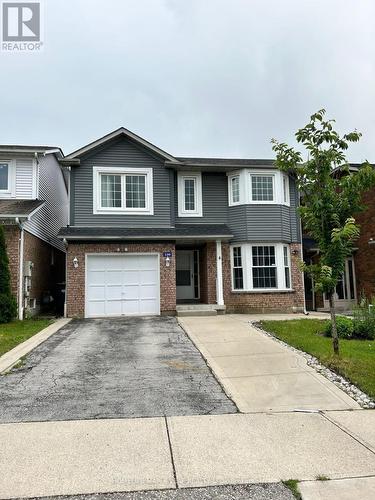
<box><xmin>221</xmin><ymin>242</ymin><xmax>305</xmax><ymax>313</ymax></box>
<box><xmin>23</xmin><ymin>230</ymin><xmax>65</xmax><ymax>308</ymax></box>
<box><xmin>3</xmin><ymin>225</ymin><xmax>20</xmax><ymax>301</ymax></box>
<box><xmin>354</xmin><ymin>188</ymin><xmax>375</xmax><ymax>299</ymax></box>
<box><xmin>66</xmin><ymin>242</ymin><xmax>176</xmax><ymax>317</ymax></box>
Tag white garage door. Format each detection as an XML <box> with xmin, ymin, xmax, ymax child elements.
<box><xmin>86</xmin><ymin>254</ymin><xmax>160</xmax><ymax>318</ymax></box>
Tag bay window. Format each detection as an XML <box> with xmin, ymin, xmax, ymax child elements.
<box><xmin>227</xmin><ymin>170</ymin><xmax>291</xmax><ymax>206</ymax></box>
<box><xmin>231</xmin><ymin>243</ymin><xmax>292</xmax><ymax>291</ymax></box>
<box><xmin>93</xmin><ymin>166</ymin><xmax>153</xmax><ymax>214</ymax></box>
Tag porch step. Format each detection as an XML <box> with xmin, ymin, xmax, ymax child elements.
<box><xmin>176</xmin><ymin>304</ymin><xmax>226</xmax><ymax>317</ymax></box>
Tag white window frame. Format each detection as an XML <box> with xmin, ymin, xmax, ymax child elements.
<box><xmin>281</xmin><ymin>174</ymin><xmax>290</xmax><ymax>206</ymax></box>
<box><xmin>177</xmin><ymin>171</ymin><xmax>202</xmax><ymax>217</ymax></box>
<box><xmin>93</xmin><ymin>166</ymin><xmax>154</xmax><ymax>215</ymax></box>
<box><xmin>230</xmin><ymin>243</ymin><xmax>293</xmax><ymax>292</ymax></box>
<box><xmin>0</xmin><ymin>159</ymin><xmax>16</xmax><ymax>198</ymax></box>
<box><xmin>227</xmin><ymin>169</ymin><xmax>291</xmax><ymax>207</ymax></box>
<box><xmin>249</xmin><ymin>172</ymin><xmax>276</xmax><ymax>204</ymax></box>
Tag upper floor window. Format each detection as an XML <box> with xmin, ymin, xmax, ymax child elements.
<box><xmin>251</xmin><ymin>174</ymin><xmax>274</xmax><ymax>202</ymax></box>
<box><xmin>0</xmin><ymin>163</ymin><xmax>9</xmax><ymax>191</ymax></box>
<box><xmin>228</xmin><ymin>170</ymin><xmax>291</xmax><ymax>207</ymax></box>
<box><xmin>230</xmin><ymin>176</ymin><xmax>240</xmax><ymax>204</ymax></box>
<box><xmin>93</xmin><ymin>166</ymin><xmax>153</xmax><ymax>215</ymax></box>
<box><xmin>178</xmin><ymin>172</ymin><xmax>202</xmax><ymax>217</ymax></box>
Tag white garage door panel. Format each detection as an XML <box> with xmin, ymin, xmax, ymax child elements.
<box><xmin>86</xmin><ymin>254</ymin><xmax>160</xmax><ymax>318</ymax></box>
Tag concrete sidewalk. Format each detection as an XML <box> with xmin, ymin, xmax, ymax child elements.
<box><xmin>179</xmin><ymin>315</ymin><xmax>359</xmax><ymax>412</ymax></box>
<box><xmin>1</xmin><ymin>411</ymin><xmax>375</xmax><ymax>499</ymax></box>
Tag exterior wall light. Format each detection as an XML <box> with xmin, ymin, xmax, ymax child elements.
<box><xmin>165</xmin><ymin>256</ymin><xmax>171</xmax><ymax>267</ymax></box>
<box><xmin>73</xmin><ymin>257</ymin><xmax>79</xmax><ymax>268</ymax></box>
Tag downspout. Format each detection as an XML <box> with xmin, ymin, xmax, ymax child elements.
<box><xmin>16</xmin><ymin>218</ymin><xmax>24</xmax><ymax>320</ymax></box>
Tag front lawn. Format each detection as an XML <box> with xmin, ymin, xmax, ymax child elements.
<box><xmin>0</xmin><ymin>318</ymin><xmax>52</xmax><ymax>357</ymax></box>
<box><xmin>260</xmin><ymin>319</ymin><xmax>375</xmax><ymax>399</ymax></box>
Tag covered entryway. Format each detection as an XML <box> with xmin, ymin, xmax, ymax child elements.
<box><xmin>85</xmin><ymin>254</ymin><xmax>160</xmax><ymax>318</ymax></box>
<box><xmin>176</xmin><ymin>249</ymin><xmax>200</xmax><ymax>301</ymax></box>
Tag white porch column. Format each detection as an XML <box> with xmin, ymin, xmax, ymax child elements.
<box><xmin>216</xmin><ymin>239</ymin><xmax>224</xmax><ymax>306</ymax></box>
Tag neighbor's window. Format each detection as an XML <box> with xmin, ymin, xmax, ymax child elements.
<box><xmin>94</xmin><ymin>167</ymin><xmax>153</xmax><ymax>214</ymax></box>
<box><xmin>231</xmin><ymin>176</ymin><xmax>240</xmax><ymax>204</ymax></box>
<box><xmin>178</xmin><ymin>172</ymin><xmax>202</xmax><ymax>217</ymax></box>
<box><xmin>252</xmin><ymin>245</ymin><xmax>277</xmax><ymax>288</ymax></box>
<box><xmin>0</xmin><ymin>163</ymin><xmax>9</xmax><ymax>191</ymax></box>
<box><xmin>283</xmin><ymin>245</ymin><xmax>291</xmax><ymax>289</ymax></box>
<box><xmin>232</xmin><ymin>246</ymin><xmax>244</xmax><ymax>290</ymax></box>
<box><xmin>251</xmin><ymin>174</ymin><xmax>274</xmax><ymax>201</ymax></box>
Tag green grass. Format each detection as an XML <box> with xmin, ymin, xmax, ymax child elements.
<box><xmin>0</xmin><ymin>318</ymin><xmax>52</xmax><ymax>357</ymax></box>
<box><xmin>282</xmin><ymin>479</ymin><xmax>302</xmax><ymax>499</ymax></box>
<box><xmin>261</xmin><ymin>319</ymin><xmax>375</xmax><ymax>399</ymax></box>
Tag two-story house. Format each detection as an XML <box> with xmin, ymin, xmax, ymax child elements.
<box><xmin>59</xmin><ymin>128</ymin><xmax>304</xmax><ymax>318</ymax></box>
<box><xmin>0</xmin><ymin>145</ymin><xmax>69</xmax><ymax>319</ymax></box>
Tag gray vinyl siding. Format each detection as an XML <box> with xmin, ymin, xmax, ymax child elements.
<box><xmin>228</xmin><ymin>177</ymin><xmax>300</xmax><ymax>243</ymax></box>
<box><xmin>72</xmin><ymin>138</ymin><xmax>172</xmax><ymax>228</ymax></box>
<box><xmin>174</xmin><ymin>172</ymin><xmax>228</xmax><ymax>224</ymax></box>
<box><xmin>24</xmin><ymin>154</ymin><xmax>69</xmax><ymax>252</ymax></box>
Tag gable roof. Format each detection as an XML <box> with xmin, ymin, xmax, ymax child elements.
<box><xmin>64</xmin><ymin>127</ymin><xmax>179</xmax><ymax>163</ymax></box>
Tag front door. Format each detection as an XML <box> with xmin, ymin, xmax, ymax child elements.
<box><xmin>176</xmin><ymin>250</ymin><xmax>195</xmax><ymax>300</ymax></box>
<box><xmin>323</xmin><ymin>257</ymin><xmax>357</xmax><ymax>311</ymax></box>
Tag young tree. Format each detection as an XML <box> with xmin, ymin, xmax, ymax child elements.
<box><xmin>272</xmin><ymin>110</ymin><xmax>375</xmax><ymax>354</ymax></box>
<box><xmin>0</xmin><ymin>225</ymin><xmax>17</xmax><ymax>323</ymax></box>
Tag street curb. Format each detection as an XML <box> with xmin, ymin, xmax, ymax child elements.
<box><xmin>0</xmin><ymin>318</ymin><xmax>71</xmax><ymax>374</ymax></box>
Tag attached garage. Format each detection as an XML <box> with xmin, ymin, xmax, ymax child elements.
<box><xmin>85</xmin><ymin>254</ymin><xmax>160</xmax><ymax>318</ymax></box>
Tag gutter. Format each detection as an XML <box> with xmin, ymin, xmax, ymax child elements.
<box><xmin>58</xmin><ymin>234</ymin><xmax>233</xmax><ymax>241</ymax></box>
<box><xmin>15</xmin><ymin>218</ymin><xmax>24</xmax><ymax>321</ymax></box>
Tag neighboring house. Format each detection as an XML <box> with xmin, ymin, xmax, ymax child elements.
<box><xmin>303</xmin><ymin>164</ymin><xmax>375</xmax><ymax>312</ymax></box>
<box><xmin>0</xmin><ymin>146</ymin><xmax>69</xmax><ymax>319</ymax></box>
<box><xmin>58</xmin><ymin>128</ymin><xmax>304</xmax><ymax>318</ymax></box>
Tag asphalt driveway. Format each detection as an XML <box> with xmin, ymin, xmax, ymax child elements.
<box><xmin>0</xmin><ymin>317</ymin><xmax>236</xmax><ymax>423</ymax></box>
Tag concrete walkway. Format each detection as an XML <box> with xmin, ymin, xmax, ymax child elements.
<box><xmin>1</xmin><ymin>411</ymin><xmax>375</xmax><ymax>499</ymax></box>
<box><xmin>179</xmin><ymin>315</ymin><xmax>360</xmax><ymax>412</ymax></box>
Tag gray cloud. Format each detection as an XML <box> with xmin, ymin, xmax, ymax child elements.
<box><xmin>0</xmin><ymin>0</ymin><xmax>374</xmax><ymax>161</ymax></box>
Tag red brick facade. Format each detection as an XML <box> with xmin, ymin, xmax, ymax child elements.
<box><xmin>354</xmin><ymin>187</ymin><xmax>375</xmax><ymax>299</ymax></box>
<box><xmin>3</xmin><ymin>225</ymin><xmax>20</xmax><ymax>300</ymax></box>
<box><xmin>66</xmin><ymin>242</ymin><xmax>176</xmax><ymax>317</ymax></box>
<box><xmin>3</xmin><ymin>226</ymin><xmax>65</xmax><ymax>315</ymax></box>
<box><xmin>65</xmin><ymin>241</ymin><xmax>305</xmax><ymax>317</ymax></box>
<box><xmin>221</xmin><ymin>242</ymin><xmax>305</xmax><ymax>313</ymax></box>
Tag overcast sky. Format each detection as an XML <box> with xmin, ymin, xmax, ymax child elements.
<box><xmin>1</xmin><ymin>0</ymin><xmax>374</xmax><ymax>161</ymax></box>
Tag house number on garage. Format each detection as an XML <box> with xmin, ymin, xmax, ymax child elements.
<box><xmin>163</xmin><ymin>252</ymin><xmax>172</xmax><ymax>258</ymax></box>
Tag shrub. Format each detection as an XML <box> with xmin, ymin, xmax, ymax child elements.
<box><xmin>353</xmin><ymin>297</ymin><xmax>375</xmax><ymax>340</ymax></box>
<box><xmin>323</xmin><ymin>316</ymin><xmax>354</xmax><ymax>339</ymax></box>
<box><xmin>0</xmin><ymin>293</ymin><xmax>17</xmax><ymax>324</ymax></box>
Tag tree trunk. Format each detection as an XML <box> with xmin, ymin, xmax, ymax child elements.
<box><xmin>328</xmin><ymin>292</ymin><xmax>339</xmax><ymax>355</ymax></box>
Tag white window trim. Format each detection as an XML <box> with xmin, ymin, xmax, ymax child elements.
<box><xmin>93</xmin><ymin>166</ymin><xmax>154</xmax><ymax>215</ymax></box>
<box><xmin>230</xmin><ymin>242</ymin><xmax>293</xmax><ymax>292</ymax></box>
<box><xmin>228</xmin><ymin>174</ymin><xmax>242</xmax><ymax>206</ymax></box>
<box><xmin>227</xmin><ymin>169</ymin><xmax>291</xmax><ymax>207</ymax></box>
<box><xmin>0</xmin><ymin>159</ymin><xmax>16</xmax><ymax>198</ymax></box>
<box><xmin>177</xmin><ymin>171</ymin><xmax>203</xmax><ymax>217</ymax></box>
